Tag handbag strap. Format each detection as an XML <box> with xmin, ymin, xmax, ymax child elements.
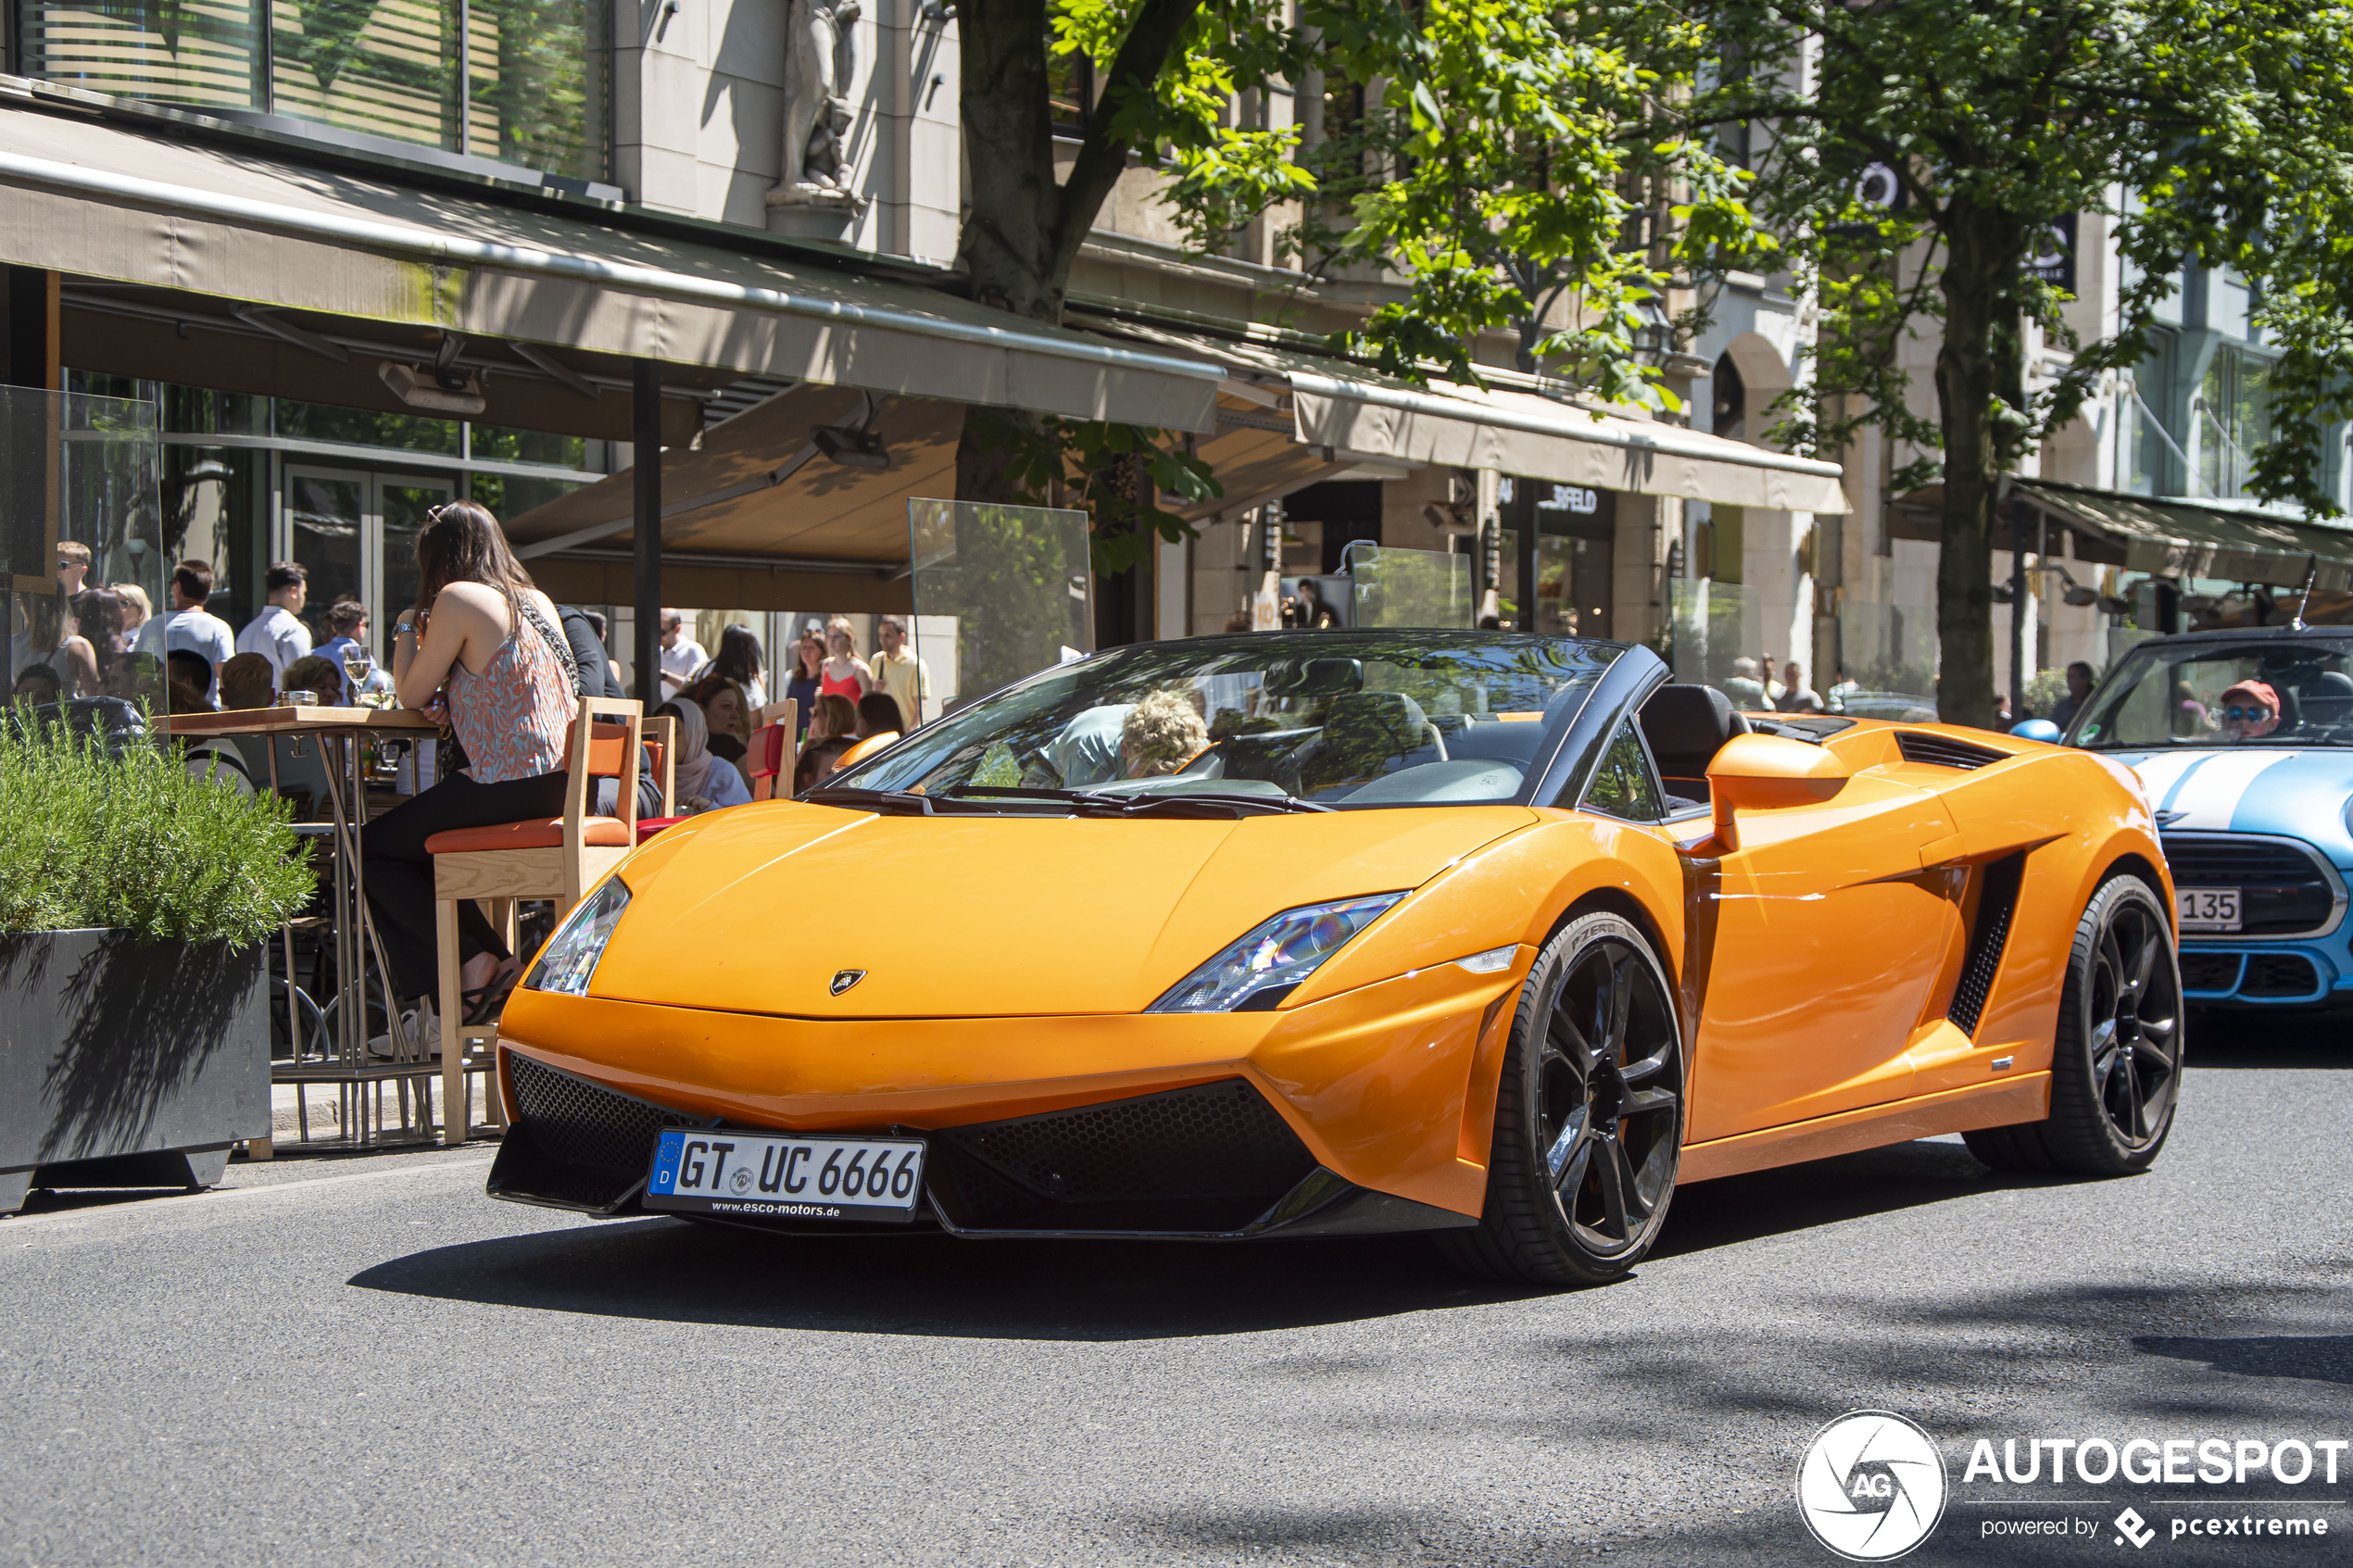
<box><xmin>516</xmin><ymin>593</ymin><xmax>584</xmax><ymax>698</ymax></box>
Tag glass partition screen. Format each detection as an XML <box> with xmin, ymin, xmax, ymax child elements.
<box><xmin>4</xmin><ymin>387</ymin><xmax>164</xmax><ymax>709</ymax></box>
<box><xmin>908</xmin><ymin>499</ymin><xmax>1093</xmax><ymax>714</ymax></box>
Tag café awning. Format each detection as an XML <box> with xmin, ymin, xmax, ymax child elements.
<box><xmin>0</xmin><ymin>100</ymin><xmax>1221</xmax><ymax>433</ymax></box>
<box><xmin>506</xmin><ymin>383</ymin><xmax>950</xmax><ymax>612</ymax></box>
<box><xmin>1083</xmin><ymin>318</ymin><xmax>1854</xmax><ymax>516</ymax></box>
<box><xmin>1895</xmin><ymin>477</ymin><xmax>2353</xmax><ymax>592</ymax></box>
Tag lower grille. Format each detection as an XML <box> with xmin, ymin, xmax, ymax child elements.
<box><xmin>929</xmin><ymin>1078</ymin><xmax>1317</xmax><ymax>1233</ymax></box>
<box><xmin>488</xmin><ymin>1050</ymin><xmax>711</xmax><ymax>1213</ymax></box>
<box><xmin>2179</xmin><ymin>952</ymin><xmax>2245</xmax><ymax>993</ymax></box>
<box><xmin>2242</xmin><ymin>954</ymin><xmax>2322</xmax><ymax>998</ymax></box>
<box><xmin>2162</xmin><ymin>834</ymin><xmax>2341</xmax><ymax>936</ymax></box>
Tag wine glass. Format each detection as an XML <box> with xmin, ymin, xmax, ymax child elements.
<box><xmin>342</xmin><ymin>642</ymin><xmax>376</xmax><ymax>703</ymax></box>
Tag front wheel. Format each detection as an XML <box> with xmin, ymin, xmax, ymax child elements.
<box><xmin>1440</xmin><ymin>912</ymin><xmax>1685</xmax><ymax>1287</ymax></box>
<box><xmin>1964</xmin><ymin>873</ymin><xmax>2183</xmax><ymax>1176</ymax></box>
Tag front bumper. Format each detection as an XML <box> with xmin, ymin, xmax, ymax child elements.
<box><xmin>486</xmin><ymin>961</ymin><xmax>1522</xmax><ymax>1236</ymax></box>
<box><xmin>487</xmin><ymin>1050</ymin><xmax>1476</xmax><ymax>1239</ymax></box>
<box><xmin>2179</xmin><ymin>939</ymin><xmax>2352</xmax><ymax>1008</ymax></box>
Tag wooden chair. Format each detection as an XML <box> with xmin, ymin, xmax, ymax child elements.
<box><xmin>422</xmin><ymin>696</ymin><xmax>642</xmax><ymax>1146</ymax></box>
<box><xmin>751</xmin><ymin>697</ymin><xmax>799</xmax><ymax>734</ymax></box>
<box><xmin>746</xmin><ymin>717</ymin><xmax>799</xmax><ymax>801</ymax></box>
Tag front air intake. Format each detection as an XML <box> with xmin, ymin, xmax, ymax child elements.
<box><xmin>928</xmin><ymin>1078</ymin><xmax>1317</xmax><ymax>1233</ymax></box>
<box><xmin>1896</xmin><ymin>731</ymin><xmax>2008</xmax><ymax>771</ymax></box>
<box><xmin>487</xmin><ymin>1050</ymin><xmax>712</xmax><ymax>1214</ymax></box>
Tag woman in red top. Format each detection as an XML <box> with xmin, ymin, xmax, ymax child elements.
<box><xmin>819</xmin><ymin>616</ymin><xmax>873</xmax><ymax>703</ymax></box>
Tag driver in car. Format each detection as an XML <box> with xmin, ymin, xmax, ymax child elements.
<box><xmin>2219</xmin><ymin>679</ymin><xmax>2283</xmax><ymax>741</ymax></box>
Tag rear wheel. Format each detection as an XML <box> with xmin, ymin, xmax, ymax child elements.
<box><xmin>1964</xmin><ymin>873</ymin><xmax>2183</xmax><ymax>1176</ymax></box>
<box><xmin>1440</xmin><ymin>912</ymin><xmax>1684</xmax><ymax>1286</ymax></box>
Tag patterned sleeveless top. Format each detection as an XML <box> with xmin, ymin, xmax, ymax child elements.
<box><xmin>447</xmin><ymin>594</ymin><xmax>573</xmax><ymax>784</ymax></box>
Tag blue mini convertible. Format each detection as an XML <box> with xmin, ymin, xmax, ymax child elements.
<box><xmin>2069</xmin><ymin>624</ymin><xmax>2353</xmax><ymax>1010</ymax></box>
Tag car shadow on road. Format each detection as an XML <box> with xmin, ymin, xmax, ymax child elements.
<box><xmin>2183</xmin><ymin>1009</ymin><xmax>2353</xmax><ymax>1070</ymax></box>
<box><xmin>1651</xmin><ymin>1135</ymin><xmax>2045</xmax><ymax>1261</ymax></box>
<box><xmin>348</xmin><ymin>1218</ymin><xmax>1545</xmax><ymax>1340</ymax></box>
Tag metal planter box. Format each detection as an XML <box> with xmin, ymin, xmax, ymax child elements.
<box><xmin>0</xmin><ymin>930</ymin><xmax>268</xmax><ymax>1214</ymax></box>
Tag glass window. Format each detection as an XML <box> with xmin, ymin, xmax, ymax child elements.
<box><xmin>1579</xmin><ymin>721</ymin><xmax>1665</xmax><ymax>821</ymax></box>
<box><xmin>275</xmin><ymin>398</ymin><xmax>460</xmax><ymax>456</ymax></box>
<box><xmin>839</xmin><ymin>633</ymin><xmax>1627</xmax><ymax>811</ymax></box>
<box><xmin>2072</xmin><ymin>637</ymin><xmax>2353</xmax><ymax>750</ymax></box>
<box><xmin>469</xmin><ymin>424</ymin><xmax>589</xmax><ymax>470</ymax></box>
<box><xmin>23</xmin><ymin>0</ymin><xmax>605</xmax><ymax>181</ymax></box>
<box><xmin>470</xmin><ymin>470</ymin><xmax>583</xmax><ymax>522</ymax></box>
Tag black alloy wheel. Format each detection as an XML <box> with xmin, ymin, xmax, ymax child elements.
<box><xmin>1966</xmin><ymin>874</ymin><xmax>2183</xmax><ymax>1176</ymax></box>
<box><xmin>1441</xmin><ymin>911</ymin><xmax>1685</xmax><ymax>1286</ymax></box>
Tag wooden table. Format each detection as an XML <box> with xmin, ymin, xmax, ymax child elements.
<box><xmin>164</xmin><ymin>706</ymin><xmax>491</xmax><ymax>1149</ymax></box>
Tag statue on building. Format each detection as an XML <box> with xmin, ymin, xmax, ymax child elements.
<box><xmin>768</xmin><ymin>0</ymin><xmax>865</xmax><ymax>208</ymax></box>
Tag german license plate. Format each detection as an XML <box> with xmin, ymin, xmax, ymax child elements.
<box><xmin>644</xmin><ymin>1129</ymin><xmax>927</xmax><ymax>1223</ymax></box>
<box><xmin>2176</xmin><ymin>887</ymin><xmax>2241</xmax><ymax>933</ymax></box>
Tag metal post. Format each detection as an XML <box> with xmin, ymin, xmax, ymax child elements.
<box><xmin>632</xmin><ymin>361</ymin><xmax>662</xmax><ymax>705</ymax></box>
<box><xmin>1514</xmin><ymin>479</ymin><xmax>1538</xmax><ymax>632</ymax></box>
<box><xmin>2010</xmin><ymin>508</ymin><xmax>2029</xmax><ymax>721</ymax></box>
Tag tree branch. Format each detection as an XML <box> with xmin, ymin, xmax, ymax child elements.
<box><xmin>1049</xmin><ymin>0</ymin><xmax>1211</xmax><ymax>288</ymax></box>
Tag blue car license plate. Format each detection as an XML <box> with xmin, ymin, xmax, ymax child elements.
<box><xmin>644</xmin><ymin>1129</ymin><xmax>927</xmax><ymax>1223</ymax></box>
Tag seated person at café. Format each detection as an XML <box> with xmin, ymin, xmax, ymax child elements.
<box><xmin>217</xmin><ymin>652</ymin><xmax>276</xmax><ymax>711</ymax></box>
<box><xmin>651</xmin><ymin>699</ymin><xmax>751</xmax><ymax>813</ymax></box>
<box><xmin>102</xmin><ymin>652</ymin><xmax>164</xmax><ymax>708</ymax></box>
<box><xmin>175</xmin><ymin>681</ymin><xmax>256</xmax><ymax>797</ymax></box>
<box><xmin>808</xmin><ymin>691</ymin><xmax>857</xmax><ymax>743</ymax></box>
<box><xmin>1120</xmin><ymin>689</ymin><xmax>1210</xmax><ymax>778</ymax></box>
<box><xmin>170</xmin><ymin>649</ymin><xmax>226</xmax><ymax>709</ymax></box>
<box><xmin>12</xmin><ymin>662</ymin><xmax>61</xmax><ymax>705</ymax></box>
<box><xmin>280</xmin><ymin>654</ymin><xmax>346</xmax><ymax>705</ymax></box>
<box><xmin>853</xmin><ymin>692</ymin><xmax>902</xmax><ymax>742</ymax></box>
<box><xmin>794</xmin><ymin>734</ymin><xmax>853</xmax><ymax>795</ymax></box>
<box><xmin>680</xmin><ymin>673</ymin><xmax>752</xmax><ymax>772</ymax></box>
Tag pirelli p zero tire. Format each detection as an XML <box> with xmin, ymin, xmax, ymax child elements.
<box><xmin>1441</xmin><ymin>912</ymin><xmax>1685</xmax><ymax>1287</ymax></box>
<box><xmin>1964</xmin><ymin>873</ymin><xmax>2183</xmax><ymax>1178</ymax></box>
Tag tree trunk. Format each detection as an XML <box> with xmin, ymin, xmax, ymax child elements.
<box><xmin>1932</xmin><ymin>206</ymin><xmax>2029</xmax><ymax>730</ymax></box>
<box><xmin>952</xmin><ymin>0</ymin><xmax>1063</xmax><ymax>505</ymax></box>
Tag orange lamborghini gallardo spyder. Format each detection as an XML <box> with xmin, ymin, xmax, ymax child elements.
<box><xmin>488</xmin><ymin>632</ymin><xmax>2182</xmax><ymax>1286</ymax></box>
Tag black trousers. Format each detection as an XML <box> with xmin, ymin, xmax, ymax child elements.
<box><xmin>362</xmin><ymin>769</ymin><xmax>570</xmax><ymax>1002</ymax></box>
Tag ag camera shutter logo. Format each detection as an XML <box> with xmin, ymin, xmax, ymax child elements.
<box><xmin>1796</xmin><ymin>1411</ymin><xmax>1949</xmax><ymax>1561</ymax></box>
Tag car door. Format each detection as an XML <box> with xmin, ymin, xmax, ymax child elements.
<box><xmin>1680</xmin><ymin>757</ymin><xmax>1967</xmax><ymax>1143</ymax></box>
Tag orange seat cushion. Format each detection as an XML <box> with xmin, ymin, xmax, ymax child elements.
<box><xmin>425</xmin><ymin>817</ymin><xmax>633</xmax><ymax>854</ymax></box>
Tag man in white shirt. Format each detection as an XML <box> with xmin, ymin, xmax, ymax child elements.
<box><xmin>657</xmin><ymin>608</ymin><xmax>706</xmax><ymax>697</ymax></box>
<box><xmin>866</xmin><ymin>614</ymin><xmax>930</xmax><ymax>730</ymax></box>
<box><xmin>132</xmin><ymin>558</ymin><xmax>237</xmax><ymax>703</ymax></box>
<box><xmin>235</xmin><ymin>561</ymin><xmax>312</xmax><ymax>683</ymax></box>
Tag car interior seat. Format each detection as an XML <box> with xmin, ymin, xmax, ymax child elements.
<box><xmin>1638</xmin><ymin>684</ymin><xmax>1751</xmax><ymax>807</ymax></box>
<box><xmin>2302</xmin><ymin>670</ymin><xmax>2353</xmax><ymax>729</ymax></box>
<box><xmin>1299</xmin><ymin>691</ymin><xmax>1438</xmax><ymax>794</ymax></box>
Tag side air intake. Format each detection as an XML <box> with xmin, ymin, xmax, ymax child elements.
<box><xmin>1896</xmin><ymin>731</ymin><xmax>2008</xmax><ymax>771</ymax></box>
<box><xmin>1948</xmin><ymin>853</ymin><xmax>2026</xmax><ymax>1036</ymax></box>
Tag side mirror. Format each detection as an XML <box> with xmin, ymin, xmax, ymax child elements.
<box><xmin>1706</xmin><ymin>734</ymin><xmax>1851</xmax><ymax>850</ymax></box>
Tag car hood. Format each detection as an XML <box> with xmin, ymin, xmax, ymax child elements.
<box><xmin>585</xmin><ymin>802</ymin><xmax>1539</xmax><ymax>1018</ymax></box>
<box><xmin>2109</xmin><ymin>748</ymin><xmax>2353</xmax><ymax>848</ymax></box>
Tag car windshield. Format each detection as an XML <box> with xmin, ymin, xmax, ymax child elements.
<box><xmin>835</xmin><ymin>633</ymin><xmax>1626</xmax><ymax>809</ymax></box>
<box><xmin>2072</xmin><ymin>637</ymin><xmax>2353</xmax><ymax>750</ymax></box>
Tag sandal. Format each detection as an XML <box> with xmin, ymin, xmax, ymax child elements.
<box><xmin>463</xmin><ymin>960</ymin><xmax>525</xmax><ymax>1025</ymax></box>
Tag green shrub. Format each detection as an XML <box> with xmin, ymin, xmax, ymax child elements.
<box><xmin>0</xmin><ymin>704</ymin><xmax>315</xmax><ymax>944</ymax></box>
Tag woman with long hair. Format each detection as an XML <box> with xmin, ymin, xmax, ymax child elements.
<box><xmin>784</xmin><ymin>631</ymin><xmax>824</xmax><ymax>736</ymax></box>
<box><xmin>819</xmin><ymin>616</ymin><xmax>872</xmax><ymax>705</ymax></box>
<box><xmin>696</xmin><ymin>624</ymin><xmax>767</xmax><ymax>709</ymax></box>
<box><xmin>363</xmin><ymin>500</ymin><xmax>580</xmax><ymax>1030</ymax></box>
<box><xmin>9</xmin><ymin>591</ymin><xmax>99</xmax><ymax>696</ymax></box>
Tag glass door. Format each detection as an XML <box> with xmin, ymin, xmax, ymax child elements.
<box><xmin>283</xmin><ymin>467</ymin><xmax>455</xmax><ymax>653</ymax></box>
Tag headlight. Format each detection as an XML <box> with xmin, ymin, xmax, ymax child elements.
<box><xmin>523</xmin><ymin>876</ymin><xmax>629</xmax><ymax>997</ymax></box>
<box><xmin>1148</xmin><ymin>893</ymin><xmax>1406</xmax><ymax>1013</ymax></box>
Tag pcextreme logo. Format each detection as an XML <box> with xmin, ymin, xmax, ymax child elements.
<box><xmin>1797</xmin><ymin>1411</ymin><xmax>1949</xmax><ymax>1562</ymax></box>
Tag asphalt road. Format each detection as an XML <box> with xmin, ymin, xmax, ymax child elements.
<box><xmin>2</xmin><ymin>1014</ymin><xmax>2347</xmax><ymax>1568</ymax></box>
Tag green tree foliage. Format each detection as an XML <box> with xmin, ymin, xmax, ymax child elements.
<box><xmin>0</xmin><ymin>709</ymin><xmax>314</xmax><ymax>944</ymax></box>
<box><xmin>955</xmin><ymin>0</ymin><xmax>1749</xmax><ymax>561</ymax></box>
<box><xmin>1692</xmin><ymin>0</ymin><xmax>2353</xmax><ymax>726</ymax></box>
